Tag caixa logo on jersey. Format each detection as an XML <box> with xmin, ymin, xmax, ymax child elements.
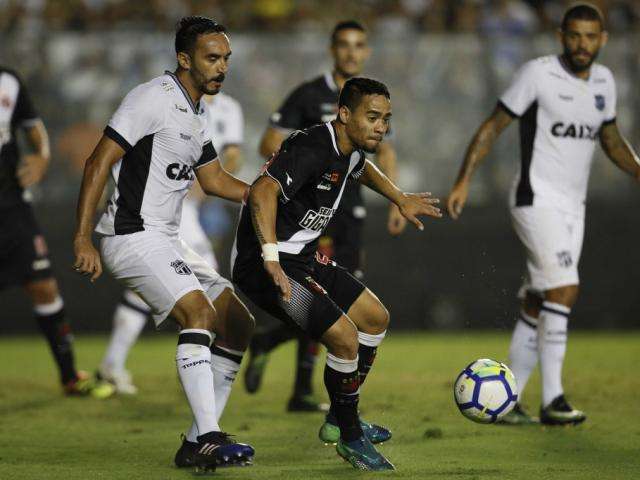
<box><xmin>166</xmin><ymin>163</ymin><xmax>194</xmax><ymax>181</ymax></box>
<box><xmin>299</xmin><ymin>206</ymin><xmax>335</xmax><ymax>232</ymax></box>
<box><xmin>550</xmin><ymin>122</ymin><xmax>598</xmax><ymax>140</ymax></box>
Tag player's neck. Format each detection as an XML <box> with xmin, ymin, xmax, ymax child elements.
<box><xmin>559</xmin><ymin>54</ymin><xmax>591</xmax><ymax>81</ymax></box>
<box><xmin>332</xmin><ymin>70</ymin><xmax>356</xmax><ymax>90</ymax></box>
<box><xmin>331</xmin><ymin>121</ymin><xmax>356</xmax><ymax>157</ymax></box>
<box><xmin>174</xmin><ymin>69</ymin><xmax>205</xmax><ymax>105</ymax></box>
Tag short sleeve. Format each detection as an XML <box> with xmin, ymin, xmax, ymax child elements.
<box><xmin>195</xmin><ymin>139</ymin><xmax>219</xmax><ymax>169</ymax></box>
<box><xmin>224</xmin><ymin>99</ymin><xmax>244</xmax><ymax>146</ymax></box>
<box><xmin>602</xmin><ymin>73</ymin><xmax>617</xmax><ymax>124</ymax></box>
<box><xmin>105</xmin><ymin>84</ymin><xmax>165</xmax><ymax>152</ymax></box>
<box><xmin>263</xmin><ymin>134</ymin><xmax>322</xmax><ymax>202</ymax></box>
<box><xmin>13</xmin><ymin>77</ymin><xmax>39</xmax><ymax>126</ymax></box>
<box><xmin>349</xmin><ymin>154</ymin><xmax>366</xmax><ymax>181</ymax></box>
<box><xmin>269</xmin><ymin>85</ymin><xmax>306</xmax><ymax>132</ymax></box>
<box><xmin>499</xmin><ymin>61</ymin><xmax>539</xmax><ymax>118</ymax></box>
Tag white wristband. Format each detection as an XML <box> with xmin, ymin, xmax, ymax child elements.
<box><xmin>262</xmin><ymin>243</ymin><xmax>279</xmax><ymax>262</ymax></box>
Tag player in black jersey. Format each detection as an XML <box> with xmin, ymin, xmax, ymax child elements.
<box><xmin>0</xmin><ymin>66</ymin><xmax>113</xmax><ymax>398</ymax></box>
<box><xmin>233</xmin><ymin>78</ymin><xmax>441</xmax><ymax>470</ymax></box>
<box><xmin>245</xmin><ymin>20</ymin><xmax>406</xmax><ymax>413</ymax></box>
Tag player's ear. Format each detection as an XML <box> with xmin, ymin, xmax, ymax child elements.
<box><xmin>338</xmin><ymin>105</ymin><xmax>350</xmax><ymax>124</ymax></box>
<box><xmin>177</xmin><ymin>51</ymin><xmax>191</xmax><ymax>71</ymax></box>
<box><xmin>555</xmin><ymin>28</ymin><xmax>564</xmax><ymax>44</ymax></box>
<box><xmin>600</xmin><ymin>30</ymin><xmax>609</xmax><ymax>47</ymax></box>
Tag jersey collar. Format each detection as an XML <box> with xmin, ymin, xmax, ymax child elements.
<box><xmin>324</xmin><ymin>71</ymin><xmax>339</xmax><ymax>93</ymax></box>
<box><xmin>556</xmin><ymin>55</ymin><xmax>591</xmax><ymax>83</ymax></box>
<box><xmin>164</xmin><ymin>70</ymin><xmax>202</xmax><ymax>114</ymax></box>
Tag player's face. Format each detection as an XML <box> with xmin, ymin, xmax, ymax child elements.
<box><xmin>343</xmin><ymin>94</ymin><xmax>391</xmax><ymax>154</ymax></box>
<box><xmin>189</xmin><ymin>33</ymin><xmax>232</xmax><ymax>95</ymax></box>
<box><xmin>331</xmin><ymin>29</ymin><xmax>370</xmax><ymax>78</ymax></box>
<box><xmin>559</xmin><ymin>19</ymin><xmax>607</xmax><ymax>72</ymax></box>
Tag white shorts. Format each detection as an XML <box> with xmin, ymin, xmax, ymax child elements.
<box><xmin>179</xmin><ymin>198</ymin><xmax>219</xmax><ymax>270</ymax></box>
<box><xmin>510</xmin><ymin>206</ymin><xmax>584</xmax><ymax>294</ymax></box>
<box><xmin>100</xmin><ymin>230</ymin><xmax>232</xmax><ymax>326</ymax></box>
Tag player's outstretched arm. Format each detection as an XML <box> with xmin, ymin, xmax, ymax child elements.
<box><xmin>248</xmin><ymin>176</ymin><xmax>291</xmax><ymax>302</ymax></box>
<box><xmin>195</xmin><ymin>159</ymin><xmax>249</xmax><ymax>203</ymax></box>
<box><xmin>359</xmin><ymin>159</ymin><xmax>442</xmax><ymax>231</ymax></box>
<box><xmin>17</xmin><ymin>120</ymin><xmax>50</xmax><ymax>188</ymax></box>
<box><xmin>599</xmin><ymin>122</ymin><xmax>640</xmax><ymax>181</ymax></box>
<box><xmin>375</xmin><ymin>141</ymin><xmax>406</xmax><ymax>236</ymax></box>
<box><xmin>73</xmin><ymin>136</ymin><xmax>125</xmax><ymax>282</ymax></box>
<box><xmin>447</xmin><ymin>105</ymin><xmax>513</xmax><ymax>219</ymax></box>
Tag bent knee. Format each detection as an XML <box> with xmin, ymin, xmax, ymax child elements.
<box><xmin>323</xmin><ymin>317</ymin><xmax>359</xmax><ymax>359</ymax></box>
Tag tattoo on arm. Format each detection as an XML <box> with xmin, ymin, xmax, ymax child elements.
<box><xmin>250</xmin><ymin>202</ymin><xmax>267</xmax><ymax>245</ymax></box>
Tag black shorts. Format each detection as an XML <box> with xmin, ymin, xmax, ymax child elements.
<box><xmin>0</xmin><ymin>203</ymin><xmax>53</xmax><ymax>290</ymax></box>
<box><xmin>318</xmin><ymin>211</ymin><xmax>364</xmax><ymax>276</ymax></box>
<box><xmin>233</xmin><ymin>252</ymin><xmax>366</xmax><ymax>340</ymax></box>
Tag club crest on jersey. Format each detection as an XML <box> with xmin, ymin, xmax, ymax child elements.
<box><xmin>595</xmin><ymin>94</ymin><xmax>605</xmax><ymax>111</ymax></box>
<box><xmin>170</xmin><ymin>259</ymin><xmax>193</xmax><ymax>275</ymax></box>
<box><xmin>166</xmin><ymin>163</ymin><xmax>194</xmax><ymax>181</ymax></box>
<box><xmin>299</xmin><ymin>206</ymin><xmax>334</xmax><ymax>232</ymax></box>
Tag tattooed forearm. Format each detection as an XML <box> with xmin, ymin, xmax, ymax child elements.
<box><xmin>251</xmin><ymin>203</ymin><xmax>267</xmax><ymax>245</ymax></box>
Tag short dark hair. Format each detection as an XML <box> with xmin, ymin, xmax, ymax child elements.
<box><xmin>175</xmin><ymin>16</ymin><xmax>226</xmax><ymax>55</ymax></box>
<box><xmin>561</xmin><ymin>3</ymin><xmax>605</xmax><ymax>31</ymax></box>
<box><xmin>338</xmin><ymin>77</ymin><xmax>390</xmax><ymax>111</ymax></box>
<box><xmin>331</xmin><ymin>20</ymin><xmax>366</xmax><ymax>44</ymax></box>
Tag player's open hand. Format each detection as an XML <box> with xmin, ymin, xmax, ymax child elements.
<box><xmin>73</xmin><ymin>235</ymin><xmax>103</xmax><ymax>282</ymax></box>
<box><xmin>387</xmin><ymin>203</ymin><xmax>407</xmax><ymax>236</ymax></box>
<box><xmin>447</xmin><ymin>181</ymin><xmax>469</xmax><ymax>220</ymax></box>
<box><xmin>17</xmin><ymin>154</ymin><xmax>48</xmax><ymax>188</ymax></box>
<box><xmin>264</xmin><ymin>260</ymin><xmax>291</xmax><ymax>302</ymax></box>
<box><xmin>398</xmin><ymin>192</ymin><xmax>442</xmax><ymax>231</ymax></box>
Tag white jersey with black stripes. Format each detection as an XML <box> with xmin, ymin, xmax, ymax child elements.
<box><xmin>96</xmin><ymin>71</ymin><xmax>218</xmax><ymax>237</ymax></box>
<box><xmin>500</xmin><ymin>55</ymin><xmax>617</xmax><ymax>215</ymax></box>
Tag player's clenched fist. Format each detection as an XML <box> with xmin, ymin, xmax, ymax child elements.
<box><xmin>397</xmin><ymin>192</ymin><xmax>442</xmax><ymax>231</ymax></box>
<box><xmin>447</xmin><ymin>181</ymin><xmax>469</xmax><ymax>220</ymax></box>
<box><xmin>263</xmin><ymin>260</ymin><xmax>291</xmax><ymax>302</ymax></box>
<box><xmin>73</xmin><ymin>235</ymin><xmax>103</xmax><ymax>282</ymax></box>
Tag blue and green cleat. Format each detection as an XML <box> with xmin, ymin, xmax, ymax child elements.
<box><xmin>336</xmin><ymin>436</ymin><xmax>395</xmax><ymax>471</ymax></box>
<box><xmin>319</xmin><ymin>416</ymin><xmax>392</xmax><ymax>445</ymax></box>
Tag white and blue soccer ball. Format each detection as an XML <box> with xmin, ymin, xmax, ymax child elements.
<box><xmin>454</xmin><ymin>358</ymin><xmax>518</xmax><ymax>424</ymax></box>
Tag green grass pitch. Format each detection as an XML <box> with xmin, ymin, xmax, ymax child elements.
<box><xmin>1</xmin><ymin>332</ymin><xmax>639</xmax><ymax>479</ymax></box>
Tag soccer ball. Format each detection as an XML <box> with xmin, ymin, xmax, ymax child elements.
<box><xmin>453</xmin><ymin>358</ymin><xmax>518</xmax><ymax>424</ymax></box>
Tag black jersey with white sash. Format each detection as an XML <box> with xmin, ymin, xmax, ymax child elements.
<box><xmin>233</xmin><ymin>122</ymin><xmax>365</xmax><ymax>267</ymax></box>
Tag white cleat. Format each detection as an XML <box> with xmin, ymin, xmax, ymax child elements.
<box><xmin>97</xmin><ymin>366</ymin><xmax>138</xmax><ymax>395</ymax></box>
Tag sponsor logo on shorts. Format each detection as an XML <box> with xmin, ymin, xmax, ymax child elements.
<box><xmin>171</xmin><ymin>259</ymin><xmax>193</xmax><ymax>275</ymax></box>
<box><xmin>304</xmin><ymin>276</ymin><xmax>327</xmax><ymax>295</ymax></box>
<box><xmin>556</xmin><ymin>251</ymin><xmax>573</xmax><ymax>268</ymax></box>
<box><xmin>32</xmin><ymin>259</ymin><xmax>51</xmax><ymax>271</ymax></box>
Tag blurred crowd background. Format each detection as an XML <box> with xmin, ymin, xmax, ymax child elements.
<box><xmin>1</xmin><ymin>0</ymin><xmax>639</xmax><ymax>331</ymax></box>
<box><xmin>2</xmin><ymin>0</ymin><xmax>640</xmax><ymax>33</ymax></box>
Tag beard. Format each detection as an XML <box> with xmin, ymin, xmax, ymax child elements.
<box><xmin>563</xmin><ymin>47</ymin><xmax>599</xmax><ymax>73</ymax></box>
<box><xmin>194</xmin><ymin>67</ymin><xmax>225</xmax><ymax>95</ymax></box>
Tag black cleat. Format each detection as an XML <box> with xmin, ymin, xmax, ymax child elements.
<box><xmin>174</xmin><ymin>435</ymin><xmax>198</xmax><ymax>468</ymax></box>
<box><xmin>540</xmin><ymin>395</ymin><xmax>586</xmax><ymax>426</ymax></box>
<box><xmin>196</xmin><ymin>431</ymin><xmax>254</xmax><ymax>471</ymax></box>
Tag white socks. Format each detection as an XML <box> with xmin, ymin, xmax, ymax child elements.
<box><xmin>101</xmin><ymin>291</ymin><xmax>148</xmax><ymax>373</ymax></box>
<box><xmin>508</xmin><ymin>311</ymin><xmax>538</xmax><ymax>396</ymax></box>
<box><xmin>186</xmin><ymin>343</ymin><xmax>244</xmax><ymax>443</ymax></box>
<box><xmin>538</xmin><ymin>302</ymin><xmax>570</xmax><ymax>407</ymax></box>
<box><xmin>176</xmin><ymin>329</ymin><xmax>219</xmax><ymax>438</ymax></box>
